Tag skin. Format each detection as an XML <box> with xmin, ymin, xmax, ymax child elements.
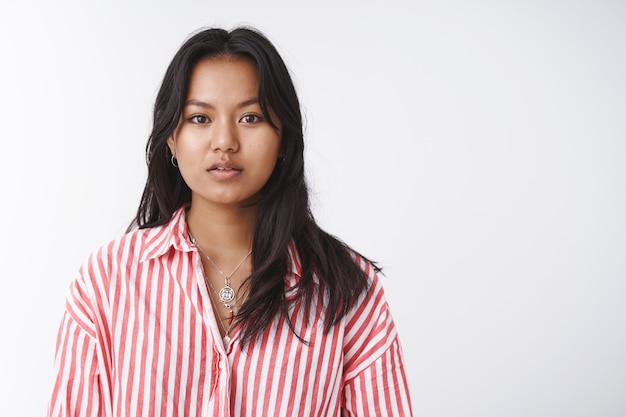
<box><xmin>167</xmin><ymin>56</ymin><xmax>282</xmax><ymax>333</ymax></box>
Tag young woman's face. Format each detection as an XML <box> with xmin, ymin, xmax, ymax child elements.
<box><xmin>168</xmin><ymin>56</ymin><xmax>282</xmax><ymax>209</ymax></box>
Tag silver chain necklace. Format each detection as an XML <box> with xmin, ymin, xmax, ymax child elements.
<box><xmin>189</xmin><ymin>233</ymin><xmax>252</xmax><ymax>307</ymax></box>
<box><xmin>204</xmin><ymin>279</ymin><xmax>233</xmax><ymax>337</ymax></box>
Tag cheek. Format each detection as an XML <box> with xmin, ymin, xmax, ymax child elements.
<box><xmin>246</xmin><ymin>134</ymin><xmax>280</xmax><ymax>158</ymax></box>
<box><xmin>177</xmin><ymin>137</ymin><xmax>205</xmax><ymax>158</ymax></box>
<box><xmin>175</xmin><ymin>142</ymin><xmax>206</xmax><ymax>181</ymax></box>
<box><xmin>258</xmin><ymin>144</ymin><xmax>281</xmax><ymax>168</ymax></box>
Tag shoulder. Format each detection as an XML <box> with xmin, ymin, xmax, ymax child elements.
<box><xmin>74</xmin><ymin>208</ymin><xmax>190</xmax><ymax>297</ymax></box>
<box><xmin>79</xmin><ymin>226</ymin><xmax>157</xmax><ymax>278</ymax></box>
<box><xmin>349</xmin><ymin>248</ymin><xmax>381</xmax><ymax>281</ymax></box>
<box><xmin>67</xmin><ymin>227</ymin><xmax>154</xmax><ymax>314</ymax></box>
<box><xmin>341</xmin><ymin>254</ymin><xmax>400</xmax><ymax>376</ymax></box>
<box><xmin>62</xmin><ymin>210</ymin><xmax>189</xmax><ymax>332</ymax></box>
<box><xmin>64</xmin><ymin>218</ymin><xmax>182</xmax><ymax>324</ymax></box>
<box><xmin>342</xmin><ymin>246</ymin><xmax>396</xmax><ymax>335</ymax></box>
<box><xmin>62</xmin><ymin>228</ymin><xmax>153</xmax><ymax>332</ymax></box>
<box><xmin>78</xmin><ymin>207</ymin><xmax>189</xmax><ymax>283</ymax></box>
<box><xmin>345</xmin><ymin>255</ymin><xmax>390</xmax><ymax>327</ymax></box>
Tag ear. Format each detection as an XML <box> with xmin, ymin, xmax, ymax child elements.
<box><xmin>167</xmin><ymin>135</ymin><xmax>176</xmax><ymax>157</ymax></box>
<box><xmin>278</xmin><ymin>139</ymin><xmax>285</xmax><ymax>159</ymax></box>
<box><xmin>277</xmin><ymin>149</ymin><xmax>285</xmax><ymax>166</ymax></box>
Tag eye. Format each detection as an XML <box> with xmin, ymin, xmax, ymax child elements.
<box><xmin>240</xmin><ymin>114</ymin><xmax>263</xmax><ymax>124</ymax></box>
<box><xmin>189</xmin><ymin>115</ymin><xmax>210</xmax><ymax>124</ymax></box>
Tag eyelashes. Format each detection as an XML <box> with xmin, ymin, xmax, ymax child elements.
<box><xmin>186</xmin><ymin>113</ymin><xmax>264</xmax><ymax>125</ymax></box>
<box><xmin>188</xmin><ymin>115</ymin><xmax>210</xmax><ymax>124</ymax></box>
<box><xmin>240</xmin><ymin>114</ymin><xmax>264</xmax><ymax>124</ymax></box>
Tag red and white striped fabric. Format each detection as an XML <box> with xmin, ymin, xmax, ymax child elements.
<box><xmin>49</xmin><ymin>207</ymin><xmax>413</xmax><ymax>416</ymax></box>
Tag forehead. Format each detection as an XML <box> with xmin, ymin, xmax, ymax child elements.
<box><xmin>187</xmin><ymin>56</ymin><xmax>259</xmax><ymax>99</ymax></box>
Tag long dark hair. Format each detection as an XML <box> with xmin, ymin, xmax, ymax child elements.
<box><xmin>130</xmin><ymin>27</ymin><xmax>376</xmax><ymax>344</ymax></box>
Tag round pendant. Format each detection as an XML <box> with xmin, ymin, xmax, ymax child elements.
<box><xmin>219</xmin><ymin>286</ymin><xmax>235</xmax><ymax>303</ymax></box>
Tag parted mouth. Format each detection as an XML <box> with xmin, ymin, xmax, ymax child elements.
<box><xmin>208</xmin><ymin>161</ymin><xmax>242</xmax><ymax>171</ymax></box>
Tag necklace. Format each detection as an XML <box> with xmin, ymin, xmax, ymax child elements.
<box><xmin>189</xmin><ymin>232</ymin><xmax>252</xmax><ymax>314</ymax></box>
<box><xmin>192</xmin><ymin>251</ymin><xmax>234</xmax><ymax>338</ymax></box>
<box><xmin>205</xmin><ymin>275</ymin><xmax>247</xmax><ymax>328</ymax></box>
<box><xmin>204</xmin><ymin>281</ymin><xmax>232</xmax><ymax>337</ymax></box>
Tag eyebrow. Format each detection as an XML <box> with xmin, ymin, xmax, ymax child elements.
<box><xmin>185</xmin><ymin>97</ymin><xmax>259</xmax><ymax>109</ymax></box>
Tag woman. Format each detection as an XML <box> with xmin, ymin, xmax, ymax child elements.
<box><xmin>50</xmin><ymin>27</ymin><xmax>413</xmax><ymax>416</ymax></box>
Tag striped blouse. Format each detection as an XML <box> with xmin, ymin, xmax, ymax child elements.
<box><xmin>49</xmin><ymin>207</ymin><xmax>413</xmax><ymax>416</ymax></box>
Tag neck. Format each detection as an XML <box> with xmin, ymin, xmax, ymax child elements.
<box><xmin>186</xmin><ymin>199</ymin><xmax>257</xmax><ymax>255</ymax></box>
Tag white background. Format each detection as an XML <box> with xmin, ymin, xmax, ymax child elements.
<box><xmin>1</xmin><ymin>0</ymin><xmax>625</xmax><ymax>416</ymax></box>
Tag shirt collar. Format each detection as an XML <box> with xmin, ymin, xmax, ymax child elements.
<box><xmin>140</xmin><ymin>206</ymin><xmax>194</xmax><ymax>262</ymax></box>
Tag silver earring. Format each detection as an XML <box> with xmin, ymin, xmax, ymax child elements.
<box><xmin>171</xmin><ymin>155</ymin><xmax>179</xmax><ymax>168</ymax></box>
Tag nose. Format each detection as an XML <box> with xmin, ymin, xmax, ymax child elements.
<box><xmin>210</xmin><ymin>119</ymin><xmax>239</xmax><ymax>152</ymax></box>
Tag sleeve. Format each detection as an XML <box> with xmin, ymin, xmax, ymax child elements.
<box><xmin>48</xmin><ymin>273</ymin><xmax>108</xmax><ymax>417</ymax></box>
<box><xmin>341</xmin><ymin>270</ymin><xmax>413</xmax><ymax>417</ymax></box>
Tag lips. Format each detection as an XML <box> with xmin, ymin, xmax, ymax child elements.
<box><xmin>207</xmin><ymin>161</ymin><xmax>243</xmax><ymax>179</ymax></box>
<box><xmin>208</xmin><ymin>161</ymin><xmax>242</xmax><ymax>172</ymax></box>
